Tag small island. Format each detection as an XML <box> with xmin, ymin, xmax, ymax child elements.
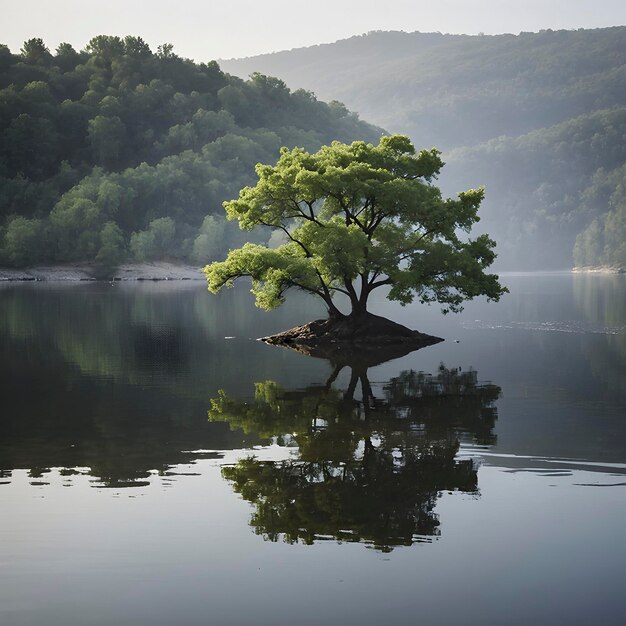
<box><xmin>204</xmin><ymin>135</ymin><xmax>507</xmax><ymax>348</ymax></box>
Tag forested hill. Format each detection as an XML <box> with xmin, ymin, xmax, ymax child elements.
<box><xmin>222</xmin><ymin>28</ymin><xmax>626</xmax><ymax>269</ymax></box>
<box><xmin>0</xmin><ymin>36</ymin><xmax>382</xmax><ymax>270</ymax></box>
<box><xmin>221</xmin><ymin>28</ymin><xmax>625</xmax><ymax>151</ymax></box>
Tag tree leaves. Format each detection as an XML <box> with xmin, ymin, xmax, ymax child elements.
<box><xmin>206</xmin><ymin>135</ymin><xmax>507</xmax><ymax>316</ymax></box>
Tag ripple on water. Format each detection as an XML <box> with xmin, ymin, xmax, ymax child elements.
<box><xmin>462</xmin><ymin>319</ymin><xmax>626</xmax><ymax>334</ymax></box>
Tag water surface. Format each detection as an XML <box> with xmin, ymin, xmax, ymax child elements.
<box><xmin>1</xmin><ymin>273</ymin><xmax>625</xmax><ymax>625</ymax></box>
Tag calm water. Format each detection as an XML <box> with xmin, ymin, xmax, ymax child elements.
<box><xmin>1</xmin><ymin>273</ymin><xmax>625</xmax><ymax>626</ymax></box>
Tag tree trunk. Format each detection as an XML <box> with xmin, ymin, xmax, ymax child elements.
<box><xmin>348</xmin><ymin>303</ymin><xmax>368</xmax><ymax>325</ymax></box>
<box><xmin>347</xmin><ymin>273</ymin><xmax>372</xmax><ymax>324</ymax></box>
<box><xmin>324</xmin><ymin>295</ymin><xmax>345</xmax><ymax>320</ymax></box>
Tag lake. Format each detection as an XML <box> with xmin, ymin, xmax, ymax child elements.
<box><xmin>1</xmin><ymin>273</ymin><xmax>625</xmax><ymax>626</ymax></box>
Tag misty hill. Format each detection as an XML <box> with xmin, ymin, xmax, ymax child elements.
<box><xmin>443</xmin><ymin>107</ymin><xmax>626</xmax><ymax>269</ymax></box>
<box><xmin>222</xmin><ymin>28</ymin><xmax>626</xmax><ymax>269</ymax></box>
<box><xmin>0</xmin><ymin>36</ymin><xmax>382</xmax><ymax>270</ymax></box>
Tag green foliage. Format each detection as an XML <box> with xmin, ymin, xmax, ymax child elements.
<box><xmin>190</xmin><ymin>214</ymin><xmax>226</xmax><ymax>263</ymax></box>
<box><xmin>2</xmin><ymin>216</ymin><xmax>45</xmax><ymax>265</ymax></box>
<box><xmin>0</xmin><ymin>36</ymin><xmax>382</xmax><ymax>267</ymax></box>
<box><xmin>205</xmin><ymin>135</ymin><xmax>506</xmax><ymax>317</ymax></box>
<box><xmin>221</xmin><ymin>27</ymin><xmax>626</xmax><ymax>270</ymax></box>
<box><xmin>603</xmin><ymin>204</ymin><xmax>626</xmax><ymax>267</ymax></box>
<box><xmin>445</xmin><ymin>108</ymin><xmax>626</xmax><ymax>268</ymax></box>
<box><xmin>95</xmin><ymin>221</ymin><xmax>126</xmax><ymax>275</ymax></box>
<box><xmin>574</xmin><ymin>166</ymin><xmax>626</xmax><ymax>267</ymax></box>
<box><xmin>20</xmin><ymin>38</ymin><xmax>52</xmax><ymax>65</ymax></box>
<box><xmin>223</xmin><ymin>27</ymin><xmax>626</xmax><ymax>152</ymax></box>
<box><xmin>50</xmin><ymin>178</ymin><xmax>108</xmax><ymax>260</ymax></box>
<box><xmin>88</xmin><ymin>115</ymin><xmax>127</xmax><ymax>168</ymax></box>
<box><xmin>573</xmin><ymin>219</ymin><xmax>602</xmax><ymax>267</ymax></box>
<box><xmin>130</xmin><ymin>217</ymin><xmax>176</xmax><ymax>261</ymax></box>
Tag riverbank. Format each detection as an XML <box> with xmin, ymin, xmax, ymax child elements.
<box><xmin>0</xmin><ymin>262</ymin><xmax>205</xmax><ymax>281</ymax></box>
<box><xmin>572</xmin><ymin>265</ymin><xmax>624</xmax><ymax>274</ymax></box>
<box><xmin>2</xmin><ymin>263</ymin><xmax>624</xmax><ymax>282</ymax></box>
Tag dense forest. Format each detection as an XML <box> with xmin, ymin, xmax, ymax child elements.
<box><xmin>223</xmin><ymin>27</ymin><xmax>626</xmax><ymax>269</ymax></box>
<box><xmin>0</xmin><ymin>36</ymin><xmax>382</xmax><ymax>271</ymax></box>
<box><xmin>443</xmin><ymin>108</ymin><xmax>626</xmax><ymax>268</ymax></box>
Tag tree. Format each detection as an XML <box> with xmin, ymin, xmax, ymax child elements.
<box><xmin>2</xmin><ymin>216</ymin><xmax>45</xmax><ymax>266</ymax></box>
<box><xmin>204</xmin><ymin>135</ymin><xmax>506</xmax><ymax>332</ymax></box>
<box><xmin>191</xmin><ymin>215</ymin><xmax>227</xmax><ymax>263</ymax></box>
<box><xmin>54</xmin><ymin>43</ymin><xmax>81</xmax><ymax>73</ymax></box>
<box><xmin>130</xmin><ymin>217</ymin><xmax>176</xmax><ymax>261</ymax></box>
<box><xmin>0</xmin><ymin>38</ymin><xmax>388</xmax><ymax>268</ymax></box>
<box><xmin>88</xmin><ymin>115</ymin><xmax>127</xmax><ymax>168</ymax></box>
<box><xmin>20</xmin><ymin>38</ymin><xmax>51</xmax><ymax>65</ymax></box>
<box><xmin>95</xmin><ymin>221</ymin><xmax>126</xmax><ymax>276</ymax></box>
<box><xmin>84</xmin><ymin>35</ymin><xmax>125</xmax><ymax>64</ymax></box>
<box><xmin>156</xmin><ymin>43</ymin><xmax>175</xmax><ymax>59</ymax></box>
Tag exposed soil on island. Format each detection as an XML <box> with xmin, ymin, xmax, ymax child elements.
<box><xmin>261</xmin><ymin>313</ymin><xmax>443</xmax><ymax>365</ymax></box>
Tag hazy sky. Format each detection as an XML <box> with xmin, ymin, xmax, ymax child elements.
<box><xmin>2</xmin><ymin>0</ymin><xmax>625</xmax><ymax>61</ymax></box>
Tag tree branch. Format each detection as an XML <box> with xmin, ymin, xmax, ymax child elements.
<box><xmin>369</xmin><ymin>277</ymin><xmax>392</xmax><ymax>290</ymax></box>
<box><xmin>366</xmin><ymin>212</ymin><xmax>386</xmax><ymax>237</ymax></box>
<box><xmin>394</xmin><ymin>225</ymin><xmax>444</xmax><ymax>258</ymax></box>
<box><xmin>260</xmin><ymin>221</ymin><xmax>312</xmax><ymax>257</ymax></box>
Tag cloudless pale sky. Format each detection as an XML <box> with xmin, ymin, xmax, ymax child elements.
<box><xmin>2</xmin><ymin>0</ymin><xmax>625</xmax><ymax>60</ymax></box>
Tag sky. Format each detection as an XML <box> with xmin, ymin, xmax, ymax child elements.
<box><xmin>2</xmin><ymin>0</ymin><xmax>626</xmax><ymax>61</ymax></box>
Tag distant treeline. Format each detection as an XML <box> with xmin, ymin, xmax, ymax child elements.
<box><xmin>444</xmin><ymin>108</ymin><xmax>626</xmax><ymax>269</ymax></box>
<box><xmin>0</xmin><ymin>36</ymin><xmax>382</xmax><ymax>271</ymax></box>
<box><xmin>222</xmin><ymin>28</ymin><xmax>626</xmax><ymax>269</ymax></box>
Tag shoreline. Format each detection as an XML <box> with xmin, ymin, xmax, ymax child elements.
<box><xmin>1</xmin><ymin>263</ymin><xmax>623</xmax><ymax>282</ymax></box>
<box><xmin>0</xmin><ymin>262</ymin><xmax>205</xmax><ymax>282</ymax></box>
<box><xmin>572</xmin><ymin>265</ymin><xmax>624</xmax><ymax>274</ymax></box>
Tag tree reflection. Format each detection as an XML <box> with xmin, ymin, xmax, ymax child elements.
<box><xmin>210</xmin><ymin>363</ymin><xmax>500</xmax><ymax>551</ymax></box>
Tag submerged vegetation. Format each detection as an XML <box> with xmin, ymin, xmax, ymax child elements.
<box><xmin>0</xmin><ymin>36</ymin><xmax>381</xmax><ymax>269</ymax></box>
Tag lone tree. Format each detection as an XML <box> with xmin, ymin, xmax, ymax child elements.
<box><xmin>204</xmin><ymin>135</ymin><xmax>506</xmax><ymax>343</ymax></box>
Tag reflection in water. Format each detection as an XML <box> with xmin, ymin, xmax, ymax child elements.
<box><xmin>573</xmin><ymin>274</ymin><xmax>626</xmax><ymax>397</ymax></box>
<box><xmin>0</xmin><ymin>283</ymin><xmax>335</xmax><ymax>487</ymax></box>
<box><xmin>573</xmin><ymin>274</ymin><xmax>626</xmax><ymax>331</ymax></box>
<box><xmin>0</xmin><ymin>277</ymin><xmax>622</xmax><ymax>485</ymax></box>
<box><xmin>210</xmin><ymin>364</ymin><xmax>500</xmax><ymax>551</ymax></box>
<box><xmin>1</xmin><ymin>278</ymin><xmax>625</xmax><ymax>625</ymax></box>
<box><xmin>0</xmin><ymin>284</ymin><xmax>281</xmax><ymax>486</ymax></box>
<box><xmin>132</xmin><ymin>323</ymin><xmax>189</xmax><ymax>372</ymax></box>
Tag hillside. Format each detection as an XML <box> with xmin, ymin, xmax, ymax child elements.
<box><xmin>222</xmin><ymin>28</ymin><xmax>626</xmax><ymax>269</ymax></box>
<box><xmin>443</xmin><ymin>107</ymin><xmax>626</xmax><ymax>268</ymax></box>
<box><xmin>0</xmin><ymin>36</ymin><xmax>383</xmax><ymax>270</ymax></box>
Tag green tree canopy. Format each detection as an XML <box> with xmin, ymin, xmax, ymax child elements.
<box><xmin>0</xmin><ymin>37</ymin><xmax>382</xmax><ymax>268</ymax></box>
<box><xmin>204</xmin><ymin>135</ymin><xmax>506</xmax><ymax>320</ymax></box>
